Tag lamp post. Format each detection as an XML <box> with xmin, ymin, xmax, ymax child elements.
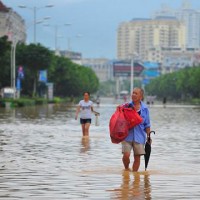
<box><xmin>19</xmin><ymin>4</ymin><xmax>54</xmax><ymax>43</ymax></box>
<box><xmin>43</xmin><ymin>23</ymin><xmax>71</xmax><ymax>51</ymax></box>
<box><xmin>130</xmin><ymin>52</ymin><xmax>139</xmax><ymax>95</ymax></box>
<box><xmin>67</xmin><ymin>34</ymin><xmax>82</xmax><ymax>52</ymax></box>
<box><xmin>75</xmin><ymin>34</ymin><xmax>82</xmax><ymax>49</ymax></box>
<box><xmin>64</xmin><ymin>23</ymin><xmax>72</xmax><ymax>51</ymax></box>
<box><xmin>130</xmin><ymin>57</ymin><xmax>134</xmax><ymax>95</ymax></box>
<box><xmin>11</xmin><ymin>39</ymin><xmax>18</xmax><ymax>99</ymax></box>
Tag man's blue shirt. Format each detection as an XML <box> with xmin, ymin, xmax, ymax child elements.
<box><xmin>125</xmin><ymin>101</ymin><xmax>151</xmax><ymax>144</ymax></box>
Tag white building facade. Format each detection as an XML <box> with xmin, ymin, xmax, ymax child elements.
<box><xmin>0</xmin><ymin>1</ymin><xmax>26</xmax><ymax>43</ymax></box>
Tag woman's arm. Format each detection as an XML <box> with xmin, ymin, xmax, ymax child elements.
<box><xmin>75</xmin><ymin>105</ymin><xmax>81</xmax><ymax>120</ymax></box>
<box><xmin>91</xmin><ymin>106</ymin><xmax>94</xmax><ymax>112</ymax></box>
<box><xmin>91</xmin><ymin>106</ymin><xmax>100</xmax><ymax>116</ymax></box>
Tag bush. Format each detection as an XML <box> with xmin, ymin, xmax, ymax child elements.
<box><xmin>190</xmin><ymin>98</ymin><xmax>200</xmax><ymax>105</ymax></box>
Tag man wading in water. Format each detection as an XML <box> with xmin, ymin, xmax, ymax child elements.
<box><xmin>122</xmin><ymin>88</ymin><xmax>151</xmax><ymax>171</ymax></box>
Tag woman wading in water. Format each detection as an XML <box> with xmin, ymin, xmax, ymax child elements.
<box><xmin>75</xmin><ymin>92</ymin><xmax>97</xmax><ymax>137</ymax></box>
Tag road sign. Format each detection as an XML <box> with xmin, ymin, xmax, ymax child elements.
<box><xmin>113</xmin><ymin>61</ymin><xmax>144</xmax><ymax>77</ymax></box>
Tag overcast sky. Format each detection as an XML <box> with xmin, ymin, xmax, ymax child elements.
<box><xmin>2</xmin><ymin>0</ymin><xmax>200</xmax><ymax>59</ymax></box>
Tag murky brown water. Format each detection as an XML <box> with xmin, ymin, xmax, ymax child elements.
<box><xmin>0</xmin><ymin>99</ymin><xmax>200</xmax><ymax>199</ymax></box>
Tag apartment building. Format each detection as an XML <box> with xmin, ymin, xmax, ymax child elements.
<box><xmin>153</xmin><ymin>0</ymin><xmax>200</xmax><ymax>49</ymax></box>
<box><xmin>117</xmin><ymin>17</ymin><xmax>186</xmax><ymax>61</ymax></box>
<box><xmin>0</xmin><ymin>1</ymin><xmax>26</xmax><ymax>43</ymax></box>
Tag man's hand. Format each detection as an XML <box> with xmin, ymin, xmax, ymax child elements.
<box><xmin>147</xmin><ymin>136</ymin><xmax>152</xmax><ymax>144</ymax></box>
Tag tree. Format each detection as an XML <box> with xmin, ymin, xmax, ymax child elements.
<box><xmin>145</xmin><ymin>66</ymin><xmax>200</xmax><ymax>100</ymax></box>
<box><xmin>16</xmin><ymin>43</ymin><xmax>53</xmax><ymax>96</ymax></box>
<box><xmin>0</xmin><ymin>40</ymin><xmax>99</xmax><ymax>98</ymax></box>
<box><xmin>0</xmin><ymin>36</ymin><xmax>11</xmax><ymax>88</ymax></box>
<box><xmin>49</xmin><ymin>55</ymin><xmax>99</xmax><ymax>97</ymax></box>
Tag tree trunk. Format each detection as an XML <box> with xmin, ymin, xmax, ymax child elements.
<box><xmin>32</xmin><ymin>77</ymin><xmax>36</xmax><ymax>97</ymax></box>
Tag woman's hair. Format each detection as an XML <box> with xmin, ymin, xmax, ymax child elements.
<box><xmin>83</xmin><ymin>91</ymin><xmax>90</xmax><ymax>96</ymax></box>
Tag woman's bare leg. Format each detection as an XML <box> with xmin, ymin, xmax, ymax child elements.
<box><xmin>81</xmin><ymin>124</ymin><xmax>85</xmax><ymax>136</ymax></box>
<box><xmin>84</xmin><ymin>123</ymin><xmax>91</xmax><ymax>136</ymax></box>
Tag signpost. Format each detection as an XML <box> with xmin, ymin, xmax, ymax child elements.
<box><xmin>16</xmin><ymin>66</ymin><xmax>24</xmax><ymax>98</ymax></box>
<box><xmin>113</xmin><ymin>60</ymin><xmax>144</xmax><ymax>97</ymax></box>
<box><xmin>46</xmin><ymin>82</ymin><xmax>54</xmax><ymax>100</ymax></box>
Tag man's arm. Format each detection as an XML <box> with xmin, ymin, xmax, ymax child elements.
<box><xmin>145</xmin><ymin>127</ymin><xmax>151</xmax><ymax>138</ymax></box>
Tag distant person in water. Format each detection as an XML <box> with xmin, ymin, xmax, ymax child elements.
<box><xmin>75</xmin><ymin>92</ymin><xmax>94</xmax><ymax>137</ymax></box>
<box><xmin>96</xmin><ymin>95</ymin><xmax>100</xmax><ymax>107</ymax></box>
<box><xmin>163</xmin><ymin>97</ymin><xmax>167</xmax><ymax>108</ymax></box>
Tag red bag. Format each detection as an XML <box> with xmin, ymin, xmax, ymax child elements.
<box><xmin>109</xmin><ymin>107</ymin><xmax>129</xmax><ymax>144</ymax></box>
<box><xmin>122</xmin><ymin>107</ymin><xmax>143</xmax><ymax>129</ymax></box>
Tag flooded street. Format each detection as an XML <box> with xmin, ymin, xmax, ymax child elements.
<box><xmin>0</xmin><ymin>98</ymin><xmax>200</xmax><ymax>199</ymax></box>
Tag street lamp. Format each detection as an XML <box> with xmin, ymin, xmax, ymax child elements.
<box><xmin>130</xmin><ymin>52</ymin><xmax>138</xmax><ymax>95</ymax></box>
<box><xmin>64</xmin><ymin>23</ymin><xmax>72</xmax><ymax>51</ymax></box>
<box><xmin>10</xmin><ymin>39</ymin><xmax>18</xmax><ymax>99</ymax></box>
<box><xmin>130</xmin><ymin>57</ymin><xmax>134</xmax><ymax>95</ymax></box>
<box><xmin>19</xmin><ymin>4</ymin><xmax>54</xmax><ymax>43</ymax></box>
<box><xmin>43</xmin><ymin>23</ymin><xmax>72</xmax><ymax>51</ymax></box>
<box><xmin>67</xmin><ymin>34</ymin><xmax>83</xmax><ymax>51</ymax></box>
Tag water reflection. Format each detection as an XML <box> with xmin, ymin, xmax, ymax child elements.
<box><xmin>80</xmin><ymin>136</ymin><xmax>91</xmax><ymax>153</ymax></box>
<box><xmin>0</xmin><ymin>103</ymin><xmax>75</xmax><ymax>121</ymax></box>
<box><xmin>112</xmin><ymin>171</ymin><xmax>151</xmax><ymax>200</ymax></box>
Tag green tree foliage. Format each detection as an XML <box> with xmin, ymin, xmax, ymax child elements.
<box><xmin>0</xmin><ymin>36</ymin><xmax>11</xmax><ymax>88</ymax></box>
<box><xmin>0</xmin><ymin>38</ymin><xmax>99</xmax><ymax>97</ymax></box>
<box><xmin>49</xmin><ymin>55</ymin><xmax>99</xmax><ymax>97</ymax></box>
<box><xmin>145</xmin><ymin>67</ymin><xmax>200</xmax><ymax>100</ymax></box>
<box><xmin>98</xmin><ymin>80</ymin><xmax>115</xmax><ymax>96</ymax></box>
<box><xmin>16</xmin><ymin>43</ymin><xmax>53</xmax><ymax>96</ymax></box>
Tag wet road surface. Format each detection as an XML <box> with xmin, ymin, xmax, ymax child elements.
<box><xmin>0</xmin><ymin>99</ymin><xmax>200</xmax><ymax>199</ymax></box>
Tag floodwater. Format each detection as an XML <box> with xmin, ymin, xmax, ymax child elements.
<box><xmin>0</xmin><ymin>98</ymin><xmax>200</xmax><ymax>200</ymax></box>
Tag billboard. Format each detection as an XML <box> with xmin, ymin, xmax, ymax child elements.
<box><xmin>113</xmin><ymin>61</ymin><xmax>144</xmax><ymax>77</ymax></box>
<box><xmin>143</xmin><ymin>70</ymin><xmax>160</xmax><ymax>77</ymax></box>
<box><xmin>39</xmin><ymin>70</ymin><xmax>47</xmax><ymax>83</ymax></box>
<box><xmin>143</xmin><ymin>61</ymin><xmax>159</xmax><ymax>69</ymax></box>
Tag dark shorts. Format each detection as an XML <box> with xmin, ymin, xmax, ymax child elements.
<box><xmin>80</xmin><ymin>118</ymin><xmax>91</xmax><ymax>124</ymax></box>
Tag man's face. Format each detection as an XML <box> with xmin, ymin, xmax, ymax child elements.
<box><xmin>132</xmin><ymin>89</ymin><xmax>142</xmax><ymax>103</ymax></box>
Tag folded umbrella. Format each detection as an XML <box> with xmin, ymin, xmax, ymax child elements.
<box><xmin>144</xmin><ymin>131</ymin><xmax>155</xmax><ymax>171</ymax></box>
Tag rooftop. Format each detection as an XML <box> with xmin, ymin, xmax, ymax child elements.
<box><xmin>131</xmin><ymin>18</ymin><xmax>151</xmax><ymax>22</ymax></box>
<box><xmin>154</xmin><ymin>16</ymin><xmax>178</xmax><ymax>20</ymax></box>
<box><xmin>0</xmin><ymin>1</ymin><xmax>9</xmax><ymax>12</ymax></box>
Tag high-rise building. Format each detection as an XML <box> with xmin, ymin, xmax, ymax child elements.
<box><xmin>0</xmin><ymin>1</ymin><xmax>26</xmax><ymax>43</ymax></box>
<box><xmin>153</xmin><ymin>0</ymin><xmax>200</xmax><ymax>48</ymax></box>
<box><xmin>117</xmin><ymin>17</ymin><xmax>186</xmax><ymax>61</ymax></box>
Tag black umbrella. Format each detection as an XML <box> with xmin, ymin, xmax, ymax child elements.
<box><xmin>144</xmin><ymin>131</ymin><xmax>155</xmax><ymax>171</ymax></box>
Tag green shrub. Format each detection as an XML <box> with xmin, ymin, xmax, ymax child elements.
<box><xmin>191</xmin><ymin>98</ymin><xmax>200</xmax><ymax>105</ymax></box>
